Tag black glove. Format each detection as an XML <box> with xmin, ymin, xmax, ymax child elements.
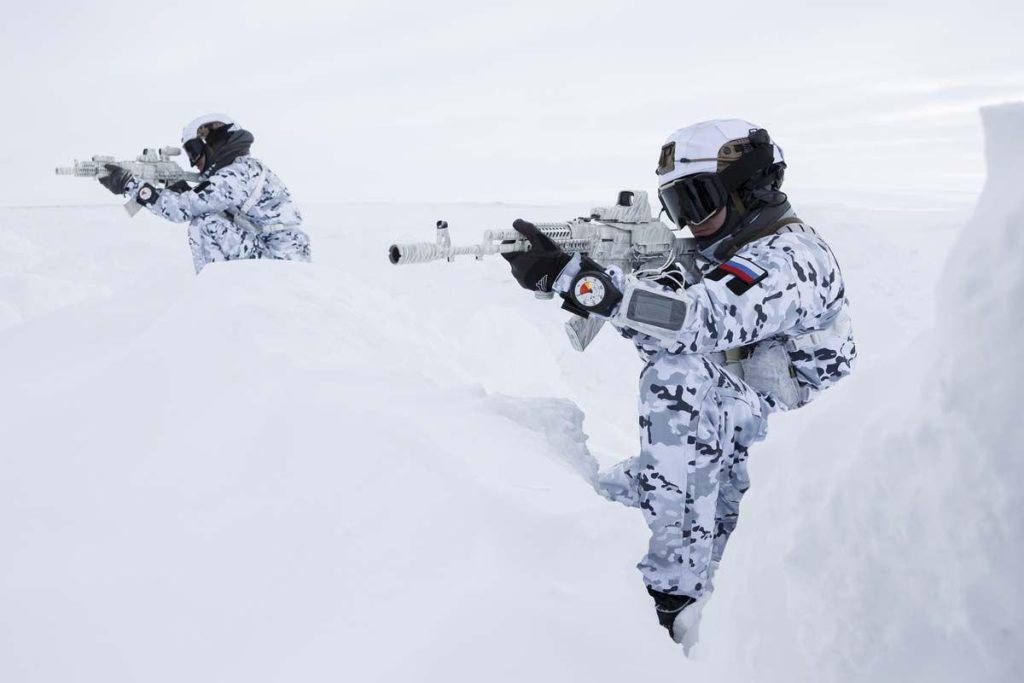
<box><xmin>98</xmin><ymin>163</ymin><xmax>133</xmax><ymax>195</ymax></box>
<box><xmin>165</xmin><ymin>180</ymin><xmax>192</xmax><ymax>194</ymax></box>
<box><xmin>647</xmin><ymin>587</ymin><xmax>695</xmax><ymax>640</ymax></box>
<box><xmin>502</xmin><ymin>219</ymin><xmax>571</xmax><ymax>293</ymax></box>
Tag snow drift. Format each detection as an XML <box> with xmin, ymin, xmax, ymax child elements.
<box><xmin>0</xmin><ymin>206</ymin><xmax>688</xmax><ymax>681</ymax></box>
<box><xmin>0</xmin><ymin>106</ymin><xmax>1016</xmax><ymax>681</ymax></box>
<box><xmin>705</xmin><ymin>103</ymin><xmax>1024</xmax><ymax>681</ymax></box>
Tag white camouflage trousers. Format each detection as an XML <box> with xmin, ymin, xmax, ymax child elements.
<box><xmin>599</xmin><ymin>352</ymin><xmax>769</xmax><ymax>598</ymax></box>
<box><xmin>187</xmin><ymin>215</ymin><xmax>312</xmax><ymax>274</ymax></box>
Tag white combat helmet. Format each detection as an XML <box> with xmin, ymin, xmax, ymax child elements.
<box><xmin>656</xmin><ymin>118</ymin><xmax>784</xmax><ymax>188</ymax></box>
<box><xmin>181</xmin><ymin>113</ymin><xmax>238</xmax><ymax>145</ymax></box>
<box><xmin>656</xmin><ymin>119</ymin><xmax>786</xmax><ymax>229</ymax></box>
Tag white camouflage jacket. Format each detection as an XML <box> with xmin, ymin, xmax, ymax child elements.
<box><xmin>127</xmin><ymin>156</ymin><xmax>302</xmax><ymax>229</ymax></box>
<box><xmin>612</xmin><ymin>221</ymin><xmax>856</xmax><ymax>409</ymax></box>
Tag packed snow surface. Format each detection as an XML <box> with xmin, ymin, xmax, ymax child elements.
<box><xmin>1</xmin><ymin>106</ymin><xmax>1019</xmax><ymax>681</ymax></box>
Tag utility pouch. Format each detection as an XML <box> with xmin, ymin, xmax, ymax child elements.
<box><xmin>738</xmin><ymin>341</ymin><xmax>808</xmax><ymax>410</ymax></box>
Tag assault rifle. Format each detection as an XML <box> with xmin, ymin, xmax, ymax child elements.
<box><xmin>56</xmin><ymin>146</ymin><xmax>201</xmax><ymax>216</ymax></box>
<box><xmin>389</xmin><ymin>190</ymin><xmax>698</xmax><ymax>351</ymax></box>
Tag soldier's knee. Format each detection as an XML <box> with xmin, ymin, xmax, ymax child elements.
<box><xmin>263</xmin><ymin>229</ymin><xmax>311</xmax><ymax>262</ymax></box>
<box><xmin>641</xmin><ymin>353</ymin><xmax>714</xmax><ymax>404</ymax></box>
<box><xmin>189</xmin><ymin>214</ymin><xmax>231</xmax><ymax>238</ymax></box>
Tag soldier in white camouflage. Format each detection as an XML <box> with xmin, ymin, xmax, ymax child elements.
<box><xmin>504</xmin><ymin>119</ymin><xmax>855</xmax><ymax>651</ymax></box>
<box><xmin>98</xmin><ymin>113</ymin><xmax>310</xmax><ymax>273</ymax></box>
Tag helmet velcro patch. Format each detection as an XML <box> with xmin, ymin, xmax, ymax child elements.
<box><xmin>657</xmin><ymin>142</ymin><xmax>676</xmax><ymax>175</ymax></box>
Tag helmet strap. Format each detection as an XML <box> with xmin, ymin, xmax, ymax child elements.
<box><xmin>729</xmin><ymin>191</ymin><xmax>747</xmax><ymax>217</ymax></box>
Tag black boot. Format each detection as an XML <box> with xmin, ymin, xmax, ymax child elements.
<box><xmin>647</xmin><ymin>586</ymin><xmax>696</xmax><ymax>640</ymax></box>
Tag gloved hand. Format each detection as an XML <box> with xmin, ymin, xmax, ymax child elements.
<box><xmin>165</xmin><ymin>180</ymin><xmax>192</xmax><ymax>194</ymax></box>
<box><xmin>647</xmin><ymin>587</ymin><xmax>696</xmax><ymax>640</ymax></box>
<box><xmin>98</xmin><ymin>164</ymin><xmax>133</xmax><ymax>195</ymax></box>
<box><xmin>502</xmin><ymin>219</ymin><xmax>572</xmax><ymax>293</ymax></box>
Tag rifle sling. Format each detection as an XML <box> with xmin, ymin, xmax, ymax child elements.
<box><xmin>718</xmin><ymin>215</ymin><xmax>804</xmax><ymax>260</ymax></box>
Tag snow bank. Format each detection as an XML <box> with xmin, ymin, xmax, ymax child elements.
<box><xmin>708</xmin><ymin>104</ymin><xmax>1024</xmax><ymax>681</ymax></box>
<box><xmin>0</xmin><ymin>227</ymin><xmax>689</xmax><ymax>681</ymax></box>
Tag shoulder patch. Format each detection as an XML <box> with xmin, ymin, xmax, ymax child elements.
<box><xmin>705</xmin><ymin>255</ymin><xmax>768</xmax><ymax>295</ymax></box>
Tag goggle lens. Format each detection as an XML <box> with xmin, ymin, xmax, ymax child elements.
<box><xmin>659</xmin><ymin>173</ymin><xmax>726</xmax><ymax>227</ymax></box>
<box><xmin>183</xmin><ymin>138</ymin><xmax>206</xmax><ymax>164</ymax></box>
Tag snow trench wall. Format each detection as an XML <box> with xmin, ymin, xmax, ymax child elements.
<box><xmin>941</xmin><ymin>102</ymin><xmax>1024</xmax><ymax>444</ymax></box>
<box><xmin>756</xmin><ymin>103</ymin><xmax>1024</xmax><ymax>682</ymax></box>
<box><xmin>933</xmin><ymin>101</ymin><xmax>1024</xmax><ymax>680</ymax></box>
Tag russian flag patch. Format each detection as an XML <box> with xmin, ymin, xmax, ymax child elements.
<box><xmin>706</xmin><ymin>255</ymin><xmax>768</xmax><ymax>295</ymax></box>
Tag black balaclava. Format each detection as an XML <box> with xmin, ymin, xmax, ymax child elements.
<box><xmin>201</xmin><ymin>126</ymin><xmax>255</xmax><ymax>176</ymax></box>
<box><xmin>697</xmin><ymin>162</ymin><xmax>790</xmax><ymax>261</ymax></box>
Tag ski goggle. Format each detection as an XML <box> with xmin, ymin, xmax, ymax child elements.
<box><xmin>183</xmin><ymin>137</ymin><xmax>207</xmax><ymax>165</ymax></box>
<box><xmin>658</xmin><ymin>173</ymin><xmax>729</xmax><ymax>227</ymax></box>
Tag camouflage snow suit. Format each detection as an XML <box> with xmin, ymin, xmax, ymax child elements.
<box><xmin>127</xmin><ymin>156</ymin><xmax>310</xmax><ymax>273</ymax></box>
<box><xmin>599</xmin><ymin>221</ymin><xmax>856</xmax><ymax>598</ymax></box>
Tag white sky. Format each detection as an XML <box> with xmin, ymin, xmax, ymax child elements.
<box><xmin>2</xmin><ymin>0</ymin><xmax>1022</xmax><ymax>207</ymax></box>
